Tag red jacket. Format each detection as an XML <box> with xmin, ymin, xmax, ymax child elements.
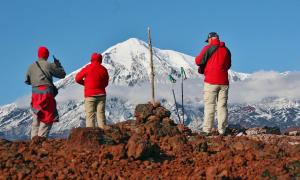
<box><xmin>195</xmin><ymin>39</ymin><xmax>231</xmax><ymax>85</ymax></box>
<box><xmin>75</xmin><ymin>54</ymin><xmax>109</xmax><ymax>97</ymax></box>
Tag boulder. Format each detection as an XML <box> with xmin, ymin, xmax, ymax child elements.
<box><xmin>153</xmin><ymin>106</ymin><xmax>171</xmax><ymax>119</ymax></box>
<box><xmin>226</xmin><ymin>124</ymin><xmax>246</xmax><ymax>135</ymax></box>
<box><xmin>134</xmin><ymin>103</ymin><xmax>154</xmax><ymax>123</ymax></box>
<box><xmin>103</xmin><ymin>125</ymin><xmax>129</xmax><ymax>144</ymax></box>
<box><xmin>126</xmin><ymin>134</ymin><xmax>160</xmax><ymax>160</ymax></box>
<box><xmin>144</xmin><ymin>119</ymin><xmax>180</xmax><ymax>137</ymax></box>
<box><xmin>162</xmin><ymin>117</ymin><xmax>176</xmax><ymax>126</ymax></box>
<box><xmin>166</xmin><ymin>135</ymin><xmax>187</xmax><ymax>153</ymax></box>
<box><xmin>67</xmin><ymin>128</ymin><xmax>103</xmax><ymax>151</ymax></box>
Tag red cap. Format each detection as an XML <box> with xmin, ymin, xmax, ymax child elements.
<box><xmin>38</xmin><ymin>46</ymin><xmax>49</xmax><ymax>59</ymax></box>
<box><xmin>91</xmin><ymin>53</ymin><xmax>102</xmax><ymax>63</ymax></box>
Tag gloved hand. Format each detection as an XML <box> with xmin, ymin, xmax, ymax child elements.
<box><xmin>53</xmin><ymin>55</ymin><xmax>62</xmax><ymax>67</ymax></box>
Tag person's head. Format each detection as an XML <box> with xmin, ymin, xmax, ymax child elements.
<box><xmin>38</xmin><ymin>46</ymin><xmax>49</xmax><ymax>60</ymax></box>
<box><xmin>205</xmin><ymin>32</ymin><xmax>219</xmax><ymax>43</ymax></box>
<box><xmin>90</xmin><ymin>53</ymin><xmax>103</xmax><ymax>63</ymax></box>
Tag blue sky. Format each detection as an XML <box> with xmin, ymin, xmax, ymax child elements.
<box><xmin>0</xmin><ymin>0</ymin><xmax>300</xmax><ymax>105</ymax></box>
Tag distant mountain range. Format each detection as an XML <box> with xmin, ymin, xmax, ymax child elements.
<box><xmin>0</xmin><ymin>38</ymin><xmax>299</xmax><ymax>140</ymax></box>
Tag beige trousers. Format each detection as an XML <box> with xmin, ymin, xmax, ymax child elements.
<box><xmin>31</xmin><ymin>116</ymin><xmax>52</xmax><ymax>139</ymax></box>
<box><xmin>203</xmin><ymin>82</ymin><xmax>229</xmax><ymax>134</ymax></box>
<box><xmin>84</xmin><ymin>96</ymin><xmax>106</xmax><ymax>128</ymax></box>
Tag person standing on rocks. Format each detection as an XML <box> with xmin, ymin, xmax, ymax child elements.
<box><xmin>75</xmin><ymin>53</ymin><xmax>109</xmax><ymax>129</ymax></box>
<box><xmin>25</xmin><ymin>46</ymin><xmax>66</xmax><ymax>139</ymax></box>
<box><xmin>195</xmin><ymin>32</ymin><xmax>231</xmax><ymax>135</ymax></box>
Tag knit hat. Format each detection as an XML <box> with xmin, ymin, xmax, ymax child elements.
<box><xmin>38</xmin><ymin>46</ymin><xmax>49</xmax><ymax>59</ymax></box>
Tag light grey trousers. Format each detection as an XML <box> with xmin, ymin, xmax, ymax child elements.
<box><xmin>31</xmin><ymin>116</ymin><xmax>52</xmax><ymax>139</ymax></box>
<box><xmin>203</xmin><ymin>82</ymin><xmax>229</xmax><ymax>134</ymax></box>
<box><xmin>84</xmin><ymin>96</ymin><xmax>106</xmax><ymax>128</ymax></box>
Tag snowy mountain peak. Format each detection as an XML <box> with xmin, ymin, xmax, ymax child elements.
<box><xmin>100</xmin><ymin>38</ymin><xmax>198</xmax><ymax>86</ymax></box>
<box><xmin>57</xmin><ymin>38</ymin><xmax>248</xmax><ymax>89</ymax></box>
<box><xmin>117</xmin><ymin>38</ymin><xmax>148</xmax><ymax>48</ymax></box>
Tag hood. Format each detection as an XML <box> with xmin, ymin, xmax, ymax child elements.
<box><xmin>219</xmin><ymin>41</ymin><xmax>225</xmax><ymax>47</ymax></box>
<box><xmin>38</xmin><ymin>46</ymin><xmax>49</xmax><ymax>59</ymax></box>
<box><xmin>210</xmin><ymin>39</ymin><xmax>225</xmax><ymax>47</ymax></box>
<box><xmin>90</xmin><ymin>53</ymin><xmax>102</xmax><ymax>63</ymax></box>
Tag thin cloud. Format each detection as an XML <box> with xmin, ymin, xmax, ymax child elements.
<box><xmin>229</xmin><ymin>71</ymin><xmax>300</xmax><ymax>103</ymax></box>
<box><xmin>15</xmin><ymin>71</ymin><xmax>300</xmax><ymax>109</ymax></box>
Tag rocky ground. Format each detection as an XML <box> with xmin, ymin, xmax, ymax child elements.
<box><xmin>0</xmin><ymin>103</ymin><xmax>300</xmax><ymax>179</ymax></box>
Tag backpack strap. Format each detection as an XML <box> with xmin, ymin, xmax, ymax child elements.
<box><xmin>35</xmin><ymin>61</ymin><xmax>55</xmax><ymax>87</ymax></box>
<box><xmin>199</xmin><ymin>45</ymin><xmax>218</xmax><ymax>66</ymax></box>
<box><xmin>197</xmin><ymin>45</ymin><xmax>218</xmax><ymax>74</ymax></box>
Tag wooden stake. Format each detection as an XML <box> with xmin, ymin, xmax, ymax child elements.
<box><xmin>148</xmin><ymin>27</ymin><xmax>155</xmax><ymax>105</ymax></box>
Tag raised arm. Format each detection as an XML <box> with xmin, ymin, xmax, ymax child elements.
<box><xmin>49</xmin><ymin>61</ymin><xmax>66</xmax><ymax>79</ymax></box>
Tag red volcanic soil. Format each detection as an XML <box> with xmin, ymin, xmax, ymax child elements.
<box><xmin>0</xmin><ymin>103</ymin><xmax>300</xmax><ymax>179</ymax></box>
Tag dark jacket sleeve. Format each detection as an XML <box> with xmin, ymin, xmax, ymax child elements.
<box><xmin>226</xmin><ymin>48</ymin><xmax>231</xmax><ymax>69</ymax></box>
<box><xmin>195</xmin><ymin>45</ymin><xmax>210</xmax><ymax>66</ymax></box>
<box><xmin>103</xmin><ymin>68</ymin><xmax>109</xmax><ymax>88</ymax></box>
<box><xmin>75</xmin><ymin>66</ymin><xmax>87</xmax><ymax>85</ymax></box>
<box><xmin>49</xmin><ymin>62</ymin><xmax>66</xmax><ymax>79</ymax></box>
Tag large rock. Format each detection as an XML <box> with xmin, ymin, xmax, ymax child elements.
<box><xmin>166</xmin><ymin>135</ymin><xmax>188</xmax><ymax>153</ymax></box>
<box><xmin>144</xmin><ymin>117</ymin><xmax>180</xmax><ymax>138</ymax></box>
<box><xmin>153</xmin><ymin>106</ymin><xmax>171</xmax><ymax>119</ymax></box>
<box><xmin>226</xmin><ymin>124</ymin><xmax>246</xmax><ymax>136</ymax></box>
<box><xmin>103</xmin><ymin>125</ymin><xmax>129</xmax><ymax>144</ymax></box>
<box><xmin>67</xmin><ymin>128</ymin><xmax>103</xmax><ymax>151</ymax></box>
<box><xmin>126</xmin><ymin>134</ymin><xmax>160</xmax><ymax>160</ymax></box>
<box><xmin>134</xmin><ymin>103</ymin><xmax>154</xmax><ymax>123</ymax></box>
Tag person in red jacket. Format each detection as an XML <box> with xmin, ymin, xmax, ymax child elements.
<box><xmin>195</xmin><ymin>32</ymin><xmax>231</xmax><ymax>135</ymax></box>
<box><xmin>75</xmin><ymin>53</ymin><xmax>109</xmax><ymax>128</ymax></box>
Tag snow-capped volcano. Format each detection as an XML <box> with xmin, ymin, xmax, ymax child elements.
<box><xmin>0</xmin><ymin>38</ymin><xmax>299</xmax><ymax>140</ymax></box>
<box><xmin>56</xmin><ymin>38</ymin><xmax>248</xmax><ymax>89</ymax></box>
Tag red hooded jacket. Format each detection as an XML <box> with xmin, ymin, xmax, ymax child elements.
<box><xmin>195</xmin><ymin>39</ymin><xmax>231</xmax><ymax>85</ymax></box>
<box><xmin>75</xmin><ymin>53</ymin><xmax>109</xmax><ymax>97</ymax></box>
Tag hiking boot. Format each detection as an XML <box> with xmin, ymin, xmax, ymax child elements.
<box><xmin>200</xmin><ymin>132</ymin><xmax>211</xmax><ymax>137</ymax></box>
<box><xmin>101</xmin><ymin>125</ymin><xmax>111</xmax><ymax>130</ymax></box>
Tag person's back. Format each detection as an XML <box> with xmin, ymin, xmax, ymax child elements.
<box><xmin>203</xmin><ymin>40</ymin><xmax>231</xmax><ymax>85</ymax></box>
<box><xmin>25</xmin><ymin>46</ymin><xmax>66</xmax><ymax>139</ymax></box>
<box><xmin>195</xmin><ymin>32</ymin><xmax>231</xmax><ymax>135</ymax></box>
<box><xmin>81</xmin><ymin>59</ymin><xmax>109</xmax><ymax>96</ymax></box>
<box><xmin>25</xmin><ymin>59</ymin><xmax>66</xmax><ymax>87</ymax></box>
<box><xmin>75</xmin><ymin>53</ymin><xmax>109</xmax><ymax>128</ymax></box>
<box><xmin>195</xmin><ymin>38</ymin><xmax>231</xmax><ymax>85</ymax></box>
